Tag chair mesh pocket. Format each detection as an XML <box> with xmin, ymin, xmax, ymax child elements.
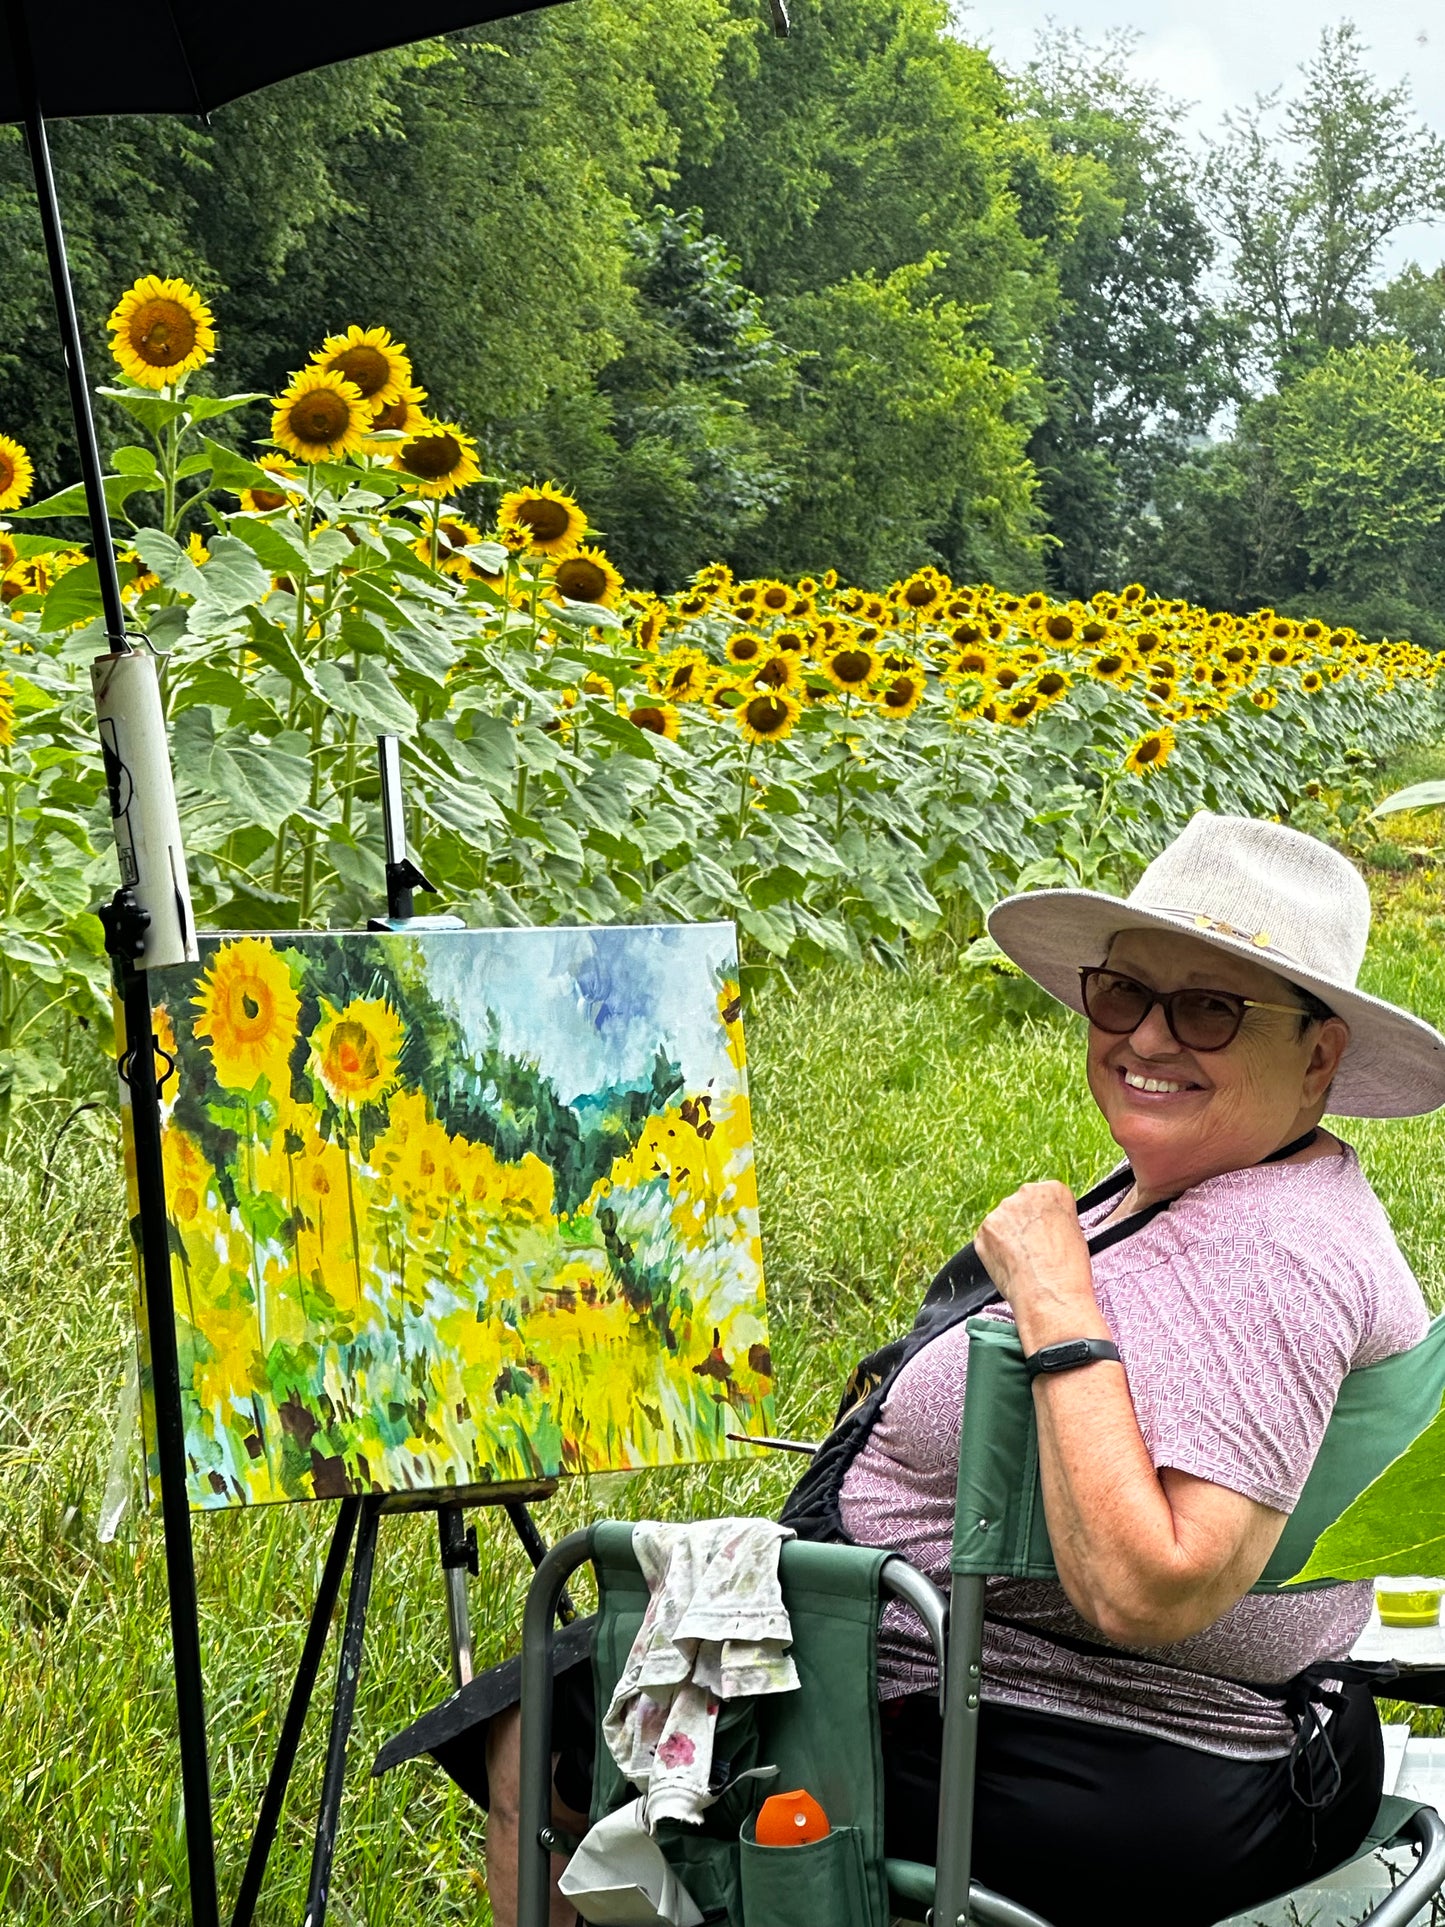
<box><xmin>738</xmin><ymin>1816</ymin><xmax>868</xmax><ymax>1927</ymax></box>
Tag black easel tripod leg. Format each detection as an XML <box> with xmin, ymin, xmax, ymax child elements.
<box><xmin>231</xmin><ymin>1498</ymin><xmax>362</xmax><ymax>1927</ymax></box>
<box><xmin>304</xmin><ymin>1496</ymin><xmax>382</xmax><ymax>1927</ymax></box>
<box><xmin>119</xmin><ymin>963</ymin><xmax>221</xmax><ymax>1927</ymax></box>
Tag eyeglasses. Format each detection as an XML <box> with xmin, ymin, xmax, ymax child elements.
<box><xmin>1078</xmin><ymin>966</ymin><xmax>1307</xmax><ymax>1053</ymax></box>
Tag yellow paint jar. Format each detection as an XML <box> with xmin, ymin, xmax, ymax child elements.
<box><xmin>1375</xmin><ymin>1577</ymin><xmax>1444</xmax><ymax>1628</ymax></box>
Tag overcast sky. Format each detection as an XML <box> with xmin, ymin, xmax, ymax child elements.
<box><xmin>959</xmin><ymin>1</ymin><xmax>1445</xmax><ymax>277</ymax></box>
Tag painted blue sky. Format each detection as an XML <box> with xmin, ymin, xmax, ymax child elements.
<box><xmin>421</xmin><ymin>923</ymin><xmax>740</xmax><ymax>1105</ymax></box>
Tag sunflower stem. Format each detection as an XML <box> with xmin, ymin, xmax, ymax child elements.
<box><xmin>735</xmin><ymin>744</ymin><xmax>755</xmax><ymax>841</ymax></box>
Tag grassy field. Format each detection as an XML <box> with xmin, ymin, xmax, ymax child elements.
<box><xmin>7</xmin><ymin>762</ymin><xmax>1445</xmax><ymax>1923</ymax></box>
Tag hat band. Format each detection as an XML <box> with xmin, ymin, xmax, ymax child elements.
<box><xmin>1141</xmin><ymin>905</ymin><xmax>1276</xmax><ymax>951</ymax></box>
<box><xmin>1134</xmin><ymin>903</ymin><xmax>1361</xmax><ymax>989</ymax></box>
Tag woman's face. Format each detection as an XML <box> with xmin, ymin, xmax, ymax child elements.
<box><xmin>1084</xmin><ymin>926</ymin><xmax>1351</xmax><ymax>1192</ymax></box>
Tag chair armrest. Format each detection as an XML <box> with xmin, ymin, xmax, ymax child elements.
<box><xmin>881</xmin><ymin>1557</ymin><xmax>949</xmax><ymax>1715</ymax></box>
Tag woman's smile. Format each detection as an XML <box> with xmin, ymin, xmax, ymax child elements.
<box><xmin>1115</xmin><ymin>1062</ymin><xmax>1208</xmax><ymax>1102</ymax></box>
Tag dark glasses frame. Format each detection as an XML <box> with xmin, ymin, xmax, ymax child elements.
<box><xmin>1078</xmin><ymin>965</ymin><xmax>1307</xmax><ymax>1052</ymax></box>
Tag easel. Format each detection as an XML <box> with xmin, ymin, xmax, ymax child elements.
<box><xmin>108</xmin><ymin>735</ymin><xmax>575</xmax><ymax>1927</ymax></box>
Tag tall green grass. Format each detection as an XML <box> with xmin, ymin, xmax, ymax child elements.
<box><xmin>6</xmin><ymin>771</ymin><xmax>1445</xmax><ymax>1922</ymax></box>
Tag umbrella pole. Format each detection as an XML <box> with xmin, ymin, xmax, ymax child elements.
<box><xmin>3</xmin><ymin>8</ymin><xmax>220</xmax><ymax>1924</ymax></box>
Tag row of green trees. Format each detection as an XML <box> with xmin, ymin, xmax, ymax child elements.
<box><xmin>4</xmin><ymin>2</ymin><xmax>1445</xmax><ymax>631</ymax></box>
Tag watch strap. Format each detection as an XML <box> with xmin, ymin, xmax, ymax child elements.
<box><xmin>1023</xmin><ymin>1338</ymin><xmax>1121</xmax><ymax>1382</ymax></box>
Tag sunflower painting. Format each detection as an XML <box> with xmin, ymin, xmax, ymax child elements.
<box><xmin>122</xmin><ymin>924</ymin><xmax>773</xmax><ymax>1509</ymax></box>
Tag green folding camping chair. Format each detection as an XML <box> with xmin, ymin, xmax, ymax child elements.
<box><xmin>516</xmin><ymin>1312</ymin><xmax>1445</xmax><ymax>1927</ymax></box>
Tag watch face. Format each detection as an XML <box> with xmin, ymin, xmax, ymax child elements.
<box><xmin>1051</xmin><ymin>1341</ymin><xmax>1091</xmax><ymax>1368</ymax></box>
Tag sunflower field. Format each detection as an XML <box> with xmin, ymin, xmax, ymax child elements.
<box><xmin>0</xmin><ymin>276</ymin><xmax>1439</xmax><ymax>1123</ymax></box>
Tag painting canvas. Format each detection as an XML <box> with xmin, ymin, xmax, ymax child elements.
<box><xmin>122</xmin><ymin>923</ymin><xmax>773</xmax><ymax>1509</ymax></box>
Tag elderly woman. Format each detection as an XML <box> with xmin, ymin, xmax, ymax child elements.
<box><xmin>818</xmin><ymin>810</ymin><xmax>1445</xmax><ymax>1927</ymax></box>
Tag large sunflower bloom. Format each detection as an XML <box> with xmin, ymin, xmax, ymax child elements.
<box><xmin>311</xmin><ymin>996</ymin><xmax>405</xmax><ymax>1108</ymax></box>
<box><xmin>311</xmin><ymin>325</ymin><xmax>412</xmax><ymax>408</ymax></box>
<box><xmin>192</xmin><ymin>937</ymin><xmax>299</xmax><ymax>1094</ymax></box>
<box><xmin>751</xmin><ymin>650</ymin><xmax>801</xmax><ymax>694</ymax></box>
<box><xmin>271</xmin><ymin>367</ymin><xmax>370</xmax><ymax>464</ymax></box>
<box><xmin>548</xmin><ymin>545</ymin><xmax>624</xmax><ymax>608</ymax></box>
<box><xmin>392</xmin><ymin>421</ymin><xmax>481</xmax><ymax>498</ymax></box>
<box><xmin>0</xmin><ymin>435</ymin><xmax>33</xmax><ymax>513</ymax></box>
<box><xmin>738</xmin><ymin>690</ymin><xmax>801</xmax><ymax>746</ymax></box>
<box><xmin>497</xmin><ymin>482</ymin><xmax>587</xmax><ymax>558</ymax></box>
<box><xmin>651</xmin><ymin>647</ymin><xmax>711</xmax><ymax>704</ymax></box>
<box><xmin>821</xmin><ymin>643</ymin><xmax>881</xmax><ymax>695</ymax></box>
<box><xmin>1123</xmin><ymin>727</ymin><xmax>1176</xmax><ymax>775</ymax></box>
<box><xmin>107</xmin><ymin>275</ymin><xmax>216</xmax><ymax>389</ymax></box>
<box><xmin>725</xmin><ymin>631</ymin><xmax>767</xmax><ymax>668</ymax></box>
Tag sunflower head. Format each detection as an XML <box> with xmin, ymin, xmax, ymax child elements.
<box><xmin>752</xmin><ymin>650</ymin><xmax>801</xmax><ymax>694</ymax></box>
<box><xmin>726</xmin><ymin>631</ymin><xmax>766</xmax><ymax>667</ymax></box>
<box><xmin>497</xmin><ymin>482</ymin><xmax>587</xmax><ymax>558</ymax></box>
<box><xmin>549</xmin><ymin>545</ymin><xmax>624</xmax><ymax>608</ymax></box>
<box><xmin>1002</xmin><ymin>692</ymin><xmax>1040</xmax><ymax>726</ymax></box>
<box><xmin>1250</xmin><ymin>686</ymin><xmax>1279</xmax><ymax>711</ymax></box>
<box><xmin>0</xmin><ymin>436</ymin><xmax>33</xmax><ymax>514</ymax></box>
<box><xmin>239</xmin><ymin>457</ymin><xmax>301</xmax><ymax>514</ymax></box>
<box><xmin>366</xmin><ymin>380</ymin><xmax>431</xmax><ymax>445</ymax></box>
<box><xmin>738</xmin><ymin>690</ymin><xmax>801</xmax><ymax>746</ymax></box>
<box><xmin>311</xmin><ymin>996</ymin><xmax>405</xmax><ymax>1108</ymax></box>
<box><xmin>108</xmin><ymin>276</ymin><xmax>216</xmax><ymax>389</ymax></box>
<box><xmin>1123</xmin><ymin>727</ymin><xmax>1176</xmax><ymax>775</ymax></box>
<box><xmin>271</xmin><ymin>367</ymin><xmax>370</xmax><ymax>464</ymax></box>
<box><xmin>628</xmin><ymin>702</ymin><xmax>681</xmax><ymax>740</ymax></box>
<box><xmin>392</xmin><ymin>421</ymin><xmax>481</xmax><ymax>499</ymax></box>
<box><xmin>878</xmin><ymin>670</ymin><xmax>925</xmax><ymax>720</ymax></box>
<box><xmin>192</xmin><ymin>937</ymin><xmax>299</xmax><ymax>1095</ymax></box>
<box><xmin>822</xmin><ymin>643</ymin><xmax>880</xmax><ymax>694</ymax></box>
<box><xmin>311</xmin><ymin>325</ymin><xmax>412</xmax><ymax>408</ymax></box>
<box><xmin>651</xmin><ymin>646</ymin><xmax>711</xmax><ymax>703</ymax></box>
<box><xmin>413</xmin><ymin>517</ymin><xmax>485</xmax><ymax>580</ymax></box>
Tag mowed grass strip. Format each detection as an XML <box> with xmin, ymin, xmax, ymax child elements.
<box><xmin>6</xmin><ymin>774</ymin><xmax>1445</xmax><ymax>1921</ymax></box>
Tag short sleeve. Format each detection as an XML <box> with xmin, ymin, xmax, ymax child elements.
<box><xmin>1102</xmin><ymin>1227</ymin><xmax>1368</xmax><ymax>1515</ymax></box>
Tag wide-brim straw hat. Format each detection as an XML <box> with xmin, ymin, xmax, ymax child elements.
<box><xmin>986</xmin><ymin>810</ymin><xmax>1445</xmax><ymax>1119</ymax></box>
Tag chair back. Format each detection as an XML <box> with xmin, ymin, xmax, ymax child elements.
<box><xmin>951</xmin><ymin>1311</ymin><xmax>1445</xmax><ymax>1588</ymax></box>
<box><xmin>589</xmin><ymin>1520</ymin><xmax>897</xmax><ymax>1927</ymax></box>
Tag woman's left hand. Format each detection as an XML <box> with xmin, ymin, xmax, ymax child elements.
<box><xmin>975</xmin><ymin>1181</ymin><xmax>1108</xmax><ymax>1353</ymax></box>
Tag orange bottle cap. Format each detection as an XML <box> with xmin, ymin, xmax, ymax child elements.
<box><xmin>755</xmin><ymin>1789</ymin><xmax>830</xmax><ymax>1846</ymax></box>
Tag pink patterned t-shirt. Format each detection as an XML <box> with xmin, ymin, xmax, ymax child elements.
<box><xmin>839</xmin><ymin>1141</ymin><xmax>1428</xmax><ymax>1759</ymax></box>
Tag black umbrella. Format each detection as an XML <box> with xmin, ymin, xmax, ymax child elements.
<box><xmin>0</xmin><ymin>1</ymin><xmax>787</xmax><ymax>1922</ymax></box>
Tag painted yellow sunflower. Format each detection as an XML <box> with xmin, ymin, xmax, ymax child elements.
<box><xmin>392</xmin><ymin>421</ymin><xmax>481</xmax><ymax>498</ymax></box>
<box><xmin>497</xmin><ymin>482</ymin><xmax>587</xmax><ymax>558</ymax></box>
<box><xmin>271</xmin><ymin>367</ymin><xmax>370</xmax><ymax>464</ymax></box>
<box><xmin>737</xmin><ymin>690</ymin><xmax>801</xmax><ymax>746</ymax></box>
<box><xmin>311</xmin><ymin>996</ymin><xmax>405</xmax><ymax>1108</ymax></box>
<box><xmin>549</xmin><ymin>545</ymin><xmax>624</xmax><ymax>608</ymax></box>
<box><xmin>192</xmin><ymin>937</ymin><xmax>299</xmax><ymax>1094</ymax></box>
<box><xmin>1123</xmin><ymin>727</ymin><xmax>1176</xmax><ymax>774</ymax></box>
<box><xmin>310</xmin><ymin>325</ymin><xmax>412</xmax><ymax>408</ymax></box>
<box><xmin>0</xmin><ymin>435</ymin><xmax>34</xmax><ymax>513</ymax></box>
<box><xmin>107</xmin><ymin>275</ymin><xmax>216</xmax><ymax>389</ymax></box>
<box><xmin>628</xmin><ymin>702</ymin><xmax>681</xmax><ymax>740</ymax></box>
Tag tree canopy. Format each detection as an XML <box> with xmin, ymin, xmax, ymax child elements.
<box><xmin>6</xmin><ymin>5</ymin><xmax>1445</xmax><ymax>635</ymax></box>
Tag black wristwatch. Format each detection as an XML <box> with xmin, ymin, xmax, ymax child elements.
<box><xmin>1023</xmin><ymin>1338</ymin><xmax>1121</xmax><ymax>1382</ymax></box>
